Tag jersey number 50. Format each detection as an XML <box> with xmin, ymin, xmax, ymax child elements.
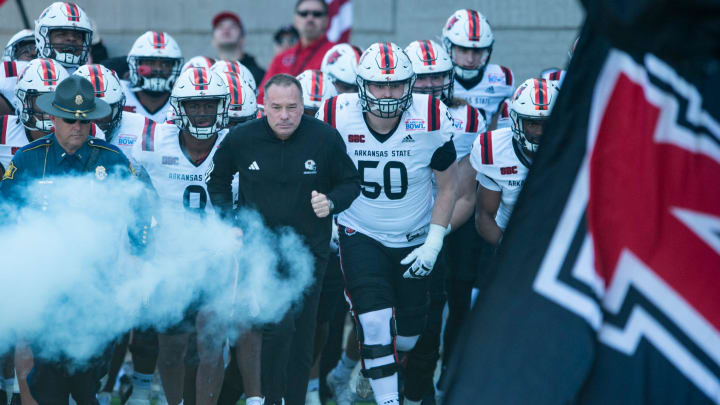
<box><xmin>358</xmin><ymin>160</ymin><xmax>408</xmax><ymax>200</ymax></box>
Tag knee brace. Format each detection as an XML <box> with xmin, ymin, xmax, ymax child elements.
<box><xmin>354</xmin><ymin>308</ymin><xmax>398</xmax><ymax>379</ymax></box>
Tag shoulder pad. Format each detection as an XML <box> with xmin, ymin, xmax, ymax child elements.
<box><xmin>427</xmin><ymin>95</ymin><xmax>442</xmax><ymax>132</ymax></box>
<box><xmin>499</xmin><ymin>65</ymin><xmax>514</xmax><ymax>86</ymax></box>
<box><xmin>88</xmin><ymin>137</ymin><xmax>122</xmax><ymax>154</ymax></box>
<box><xmin>140</xmin><ymin>117</ymin><xmax>158</xmax><ymax>151</ymax></box>
<box><xmin>322</xmin><ymin>96</ymin><xmax>338</xmax><ymax>128</ymax></box>
<box><xmin>3</xmin><ymin>61</ymin><xmax>19</xmax><ymax>78</ymax></box>
<box><xmin>465</xmin><ymin>105</ymin><xmax>481</xmax><ymax>133</ymax></box>
<box><xmin>0</xmin><ymin>116</ymin><xmax>9</xmax><ymax>145</ymax></box>
<box><xmin>478</xmin><ymin>131</ymin><xmax>494</xmax><ymax>165</ymax></box>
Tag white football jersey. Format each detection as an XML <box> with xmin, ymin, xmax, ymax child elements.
<box><xmin>131</xmin><ymin>123</ymin><xmax>233</xmax><ymax>214</ymax></box>
<box><xmin>0</xmin><ymin>60</ymin><xmax>26</xmax><ymax>112</ymax></box>
<box><xmin>542</xmin><ymin>69</ymin><xmax>566</xmax><ymax>87</ymax></box>
<box><xmin>108</xmin><ymin>111</ymin><xmax>155</xmax><ymax>158</ymax></box>
<box><xmin>121</xmin><ymin>80</ymin><xmax>172</xmax><ymax>123</ymax></box>
<box><xmin>0</xmin><ymin>115</ymin><xmax>105</xmax><ymax>170</ymax></box>
<box><xmin>454</xmin><ymin>64</ymin><xmax>514</xmax><ymax>124</ymax></box>
<box><xmin>317</xmin><ymin>93</ymin><xmax>455</xmax><ymax>248</ymax></box>
<box><xmin>469</xmin><ymin>127</ymin><xmax>530</xmax><ymax>230</ymax></box>
<box><xmin>447</xmin><ymin>103</ymin><xmax>486</xmax><ymax>161</ymax></box>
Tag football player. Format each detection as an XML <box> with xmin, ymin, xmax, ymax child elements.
<box><xmin>34</xmin><ymin>2</ymin><xmax>93</xmax><ymax>73</ymax></box>
<box><xmin>316</xmin><ymin>42</ymin><xmax>457</xmax><ymax>405</ymax></box>
<box><xmin>124</xmin><ymin>31</ymin><xmax>183</xmax><ymax>122</ymax></box>
<box><xmin>442</xmin><ymin>9</ymin><xmax>514</xmax><ymax>130</ymax></box>
<box><xmin>73</xmin><ymin>64</ymin><xmax>162</xmax><ymax>405</ymax></box>
<box><xmin>296</xmin><ymin>69</ymin><xmax>336</xmax><ymax>116</ymax></box>
<box><xmin>404</xmin><ymin>38</ymin><xmax>488</xmax><ymax>405</ymax></box>
<box><xmin>320</xmin><ymin>43</ymin><xmax>362</xmax><ymax>94</ymax></box>
<box><xmin>131</xmin><ymin>66</ymin><xmax>232</xmax><ymax>405</ymax></box>
<box><xmin>216</xmin><ymin>71</ymin><xmax>257</xmax><ymax>128</ymax></box>
<box><xmin>3</xmin><ymin>29</ymin><xmax>36</xmax><ymax>62</ymax></box>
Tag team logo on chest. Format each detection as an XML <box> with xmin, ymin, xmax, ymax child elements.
<box><xmin>304</xmin><ymin>159</ymin><xmax>317</xmax><ymax>175</ymax></box>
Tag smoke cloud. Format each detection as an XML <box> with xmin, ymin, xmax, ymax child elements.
<box><xmin>0</xmin><ymin>173</ymin><xmax>314</xmax><ymax>364</ymax></box>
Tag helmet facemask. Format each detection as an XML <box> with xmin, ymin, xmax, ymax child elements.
<box><xmin>412</xmin><ymin>70</ymin><xmax>454</xmax><ymax>103</ymax></box>
<box><xmin>129</xmin><ymin>56</ymin><xmax>182</xmax><ymax>93</ymax></box>
<box><xmin>16</xmin><ymin>90</ymin><xmax>54</xmax><ymax>132</ymax></box>
<box><xmin>171</xmin><ymin>96</ymin><xmax>229</xmax><ymax>140</ymax></box>
<box><xmin>510</xmin><ymin>111</ymin><xmax>547</xmax><ymax>157</ymax></box>
<box><xmin>357</xmin><ymin>76</ymin><xmax>415</xmax><ymax>119</ymax></box>
<box><xmin>96</xmin><ymin>99</ymin><xmax>125</xmax><ymax>136</ymax></box>
<box><xmin>39</xmin><ymin>27</ymin><xmax>92</xmax><ymax>68</ymax></box>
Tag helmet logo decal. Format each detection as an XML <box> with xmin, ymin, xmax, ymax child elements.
<box><xmin>466</xmin><ymin>9</ymin><xmax>481</xmax><ymax>41</ymax></box>
<box><xmin>533</xmin><ymin>78</ymin><xmax>549</xmax><ymax>110</ymax></box>
<box><xmin>65</xmin><ymin>3</ymin><xmax>80</xmax><ymax>22</ymax></box>
<box><xmin>419</xmin><ymin>40</ymin><xmax>436</xmax><ymax>66</ymax></box>
<box><xmin>40</xmin><ymin>59</ymin><xmax>58</xmax><ymax>86</ymax></box>
<box><xmin>326</xmin><ymin>50</ymin><xmax>342</xmax><ymax>65</ymax></box>
<box><xmin>378</xmin><ymin>42</ymin><xmax>395</xmax><ymax>75</ymax></box>
<box><xmin>88</xmin><ymin>64</ymin><xmax>106</xmax><ymax>96</ymax></box>
<box><xmin>192</xmin><ymin>67</ymin><xmax>209</xmax><ymax>91</ymax></box>
<box><xmin>310</xmin><ymin>70</ymin><xmax>323</xmax><ymax>101</ymax></box>
<box><xmin>445</xmin><ymin>15</ymin><xmax>459</xmax><ymax>31</ymax></box>
<box><xmin>152</xmin><ymin>31</ymin><xmax>166</xmax><ymax>49</ymax></box>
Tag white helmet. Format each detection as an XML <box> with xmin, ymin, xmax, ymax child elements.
<box><xmin>442</xmin><ymin>9</ymin><xmax>494</xmax><ymax>80</ymax></box>
<box><xmin>320</xmin><ymin>43</ymin><xmax>361</xmax><ymax>92</ymax></box>
<box><xmin>356</xmin><ymin>42</ymin><xmax>415</xmax><ymax>118</ymax></box>
<box><xmin>15</xmin><ymin>58</ymin><xmax>69</xmax><ymax>132</ymax></box>
<box><xmin>182</xmin><ymin>56</ymin><xmax>216</xmax><ymax>72</ymax></box>
<box><xmin>296</xmin><ymin>70</ymin><xmax>336</xmax><ymax>113</ymax></box>
<box><xmin>210</xmin><ymin>60</ymin><xmax>256</xmax><ymax>94</ymax></box>
<box><xmin>127</xmin><ymin>31</ymin><xmax>183</xmax><ymax>93</ymax></box>
<box><xmin>4</xmin><ymin>29</ymin><xmax>35</xmax><ymax>62</ymax></box>
<box><xmin>509</xmin><ymin>78</ymin><xmax>559</xmax><ymax>155</ymax></box>
<box><xmin>217</xmin><ymin>71</ymin><xmax>257</xmax><ymax>126</ymax></box>
<box><xmin>169</xmin><ymin>67</ymin><xmax>229</xmax><ymax>139</ymax></box>
<box><xmin>405</xmin><ymin>40</ymin><xmax>454</xmax><ymax>102</ymax></box>
<box><xmin>73</xmin><ymin>64</ymin><xmax>125</xmax><ymax>136</ymax></box>
<box><xmin>34</xmin><ymin>2</ymin><xmax>93</xmax><ymax>68</ymax></box>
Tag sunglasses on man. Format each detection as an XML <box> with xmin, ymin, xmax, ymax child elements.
<box><xmin>297</xmin><ymin>10</ymin><xmax>326</xmax><ymax>18</ymax></box>
<box><xmin>62</xmin><ymin>118</ymin><xmax>91</xmax><ymax>125</ymax></box>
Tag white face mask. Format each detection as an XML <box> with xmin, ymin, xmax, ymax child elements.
<box><xmin>454</xmin><ymin>65</ymin><xmax>480</xmax><ymax>80</ymax></box>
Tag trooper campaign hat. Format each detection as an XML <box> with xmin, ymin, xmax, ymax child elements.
<box><xmin>36</xmin><ymin>75</ymin><xmax>111</xmax><ymax>120</ymax></box>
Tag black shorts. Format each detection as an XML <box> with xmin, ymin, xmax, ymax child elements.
<box><xmin>316</xmin><ymin>250</ymin><xmax>345</xmax><ymax>324</ymax></box>
<box><xmin>338</xmin><ymin>226</ymin><xmax>429</xmax><ymax>336</ymax></box>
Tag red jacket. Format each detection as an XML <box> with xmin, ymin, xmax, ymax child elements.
<box><xmin>257</xmin><ymin>35</ymin><xmax>336</xmax><ymax>104</ymax></box>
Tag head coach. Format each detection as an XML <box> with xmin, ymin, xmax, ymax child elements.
<box><xmin>206</xmin><ymin>73</ymin><xmax>360</xmax><ymax>405</ymax></box>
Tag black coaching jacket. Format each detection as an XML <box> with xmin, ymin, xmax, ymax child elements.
<box><xmin>207</xmin><ymin>115</ymin><xmax>360</xmax><ymax>257</ymax></box>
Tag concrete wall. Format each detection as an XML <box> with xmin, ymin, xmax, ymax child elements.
<box><xmin>0</xmin><ymin>0</ymin><xmax>584</xmax><ymax>84</ymax></box>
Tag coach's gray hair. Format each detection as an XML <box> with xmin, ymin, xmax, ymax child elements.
<box><xmin>263</xmin><ymin>74</ymin><xmax>303</xmax><ymax>101</ymax></box>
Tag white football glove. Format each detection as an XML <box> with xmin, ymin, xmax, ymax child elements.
<box><xmin>401</xmin><ymin>224</ymin><xmax>446</xmax><ymax>279</ymax></box>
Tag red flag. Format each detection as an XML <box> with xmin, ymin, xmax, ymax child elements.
<box><xmin>325</xmin><ymin>0</ymin><xmax>351</xmax><ymax>43</ymax></box>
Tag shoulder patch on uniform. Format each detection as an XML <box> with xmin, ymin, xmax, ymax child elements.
<box><xmin>0</xmin><ymin>116</ymin><xmax>9</xmax><ymax>144</ymax></box>
<box><xmin>427</xmin><ymin>95</ymin><xmax>441</xmax><ymax>131</ymax></box>
<box><xmin>141</xmin><ymin>118</ymin><xmax>157</xmax><ymax>151</ymax></box>
<box><xmin>499</xmin><ymin>66</ymin><xmax>513</xmax><ymax>86</ymax></box>
<box><xmin>323</xmin><ymin>96</ymin><xmax>338</xmax><ymax>128</ymax></box>
<box><xmin>2</xmin><ymin>161</ymin><xmax>16</xmax><ymax>180</ymax></box>
<box><xmin>479</xmin><ymin>131</ymin><xmax>494</xmax><ymax>164</ymax></box>
<box><xmin>3</xmin><ymin>61</ymin><xmax>18</xmax><ymax>77</ymax></box>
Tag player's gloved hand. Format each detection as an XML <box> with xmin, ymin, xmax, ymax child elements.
<box><xmin>401</xmin><ymin>224</ymin><xmax>446</xmax><ymax>279</ymax></box>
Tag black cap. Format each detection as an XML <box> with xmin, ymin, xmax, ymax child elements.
<box><xmin>36</xmin><ymin>76</ymin><xmax>111</xmax><ymax>120</ymax></box>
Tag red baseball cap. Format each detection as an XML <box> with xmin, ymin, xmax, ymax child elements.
<box><xmin>212</xmin><ymin>11</ymin><xmax>244</xmax><ymax>34</ymax></box>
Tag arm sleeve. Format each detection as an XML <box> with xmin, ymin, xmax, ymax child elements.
<box><xmin>325</xmin><ymin>129</ymin><xmax>360</xmax><ymax>213</ymax></box>
<box><xmin>477</xmin><ymin>172</ymin><xmax>501</xmax><ymax>191</ymax></box>
<box><xmin>206</xmin><ymin>133</ymin><xmax>239</xmax><ymax>221</ymax></box>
